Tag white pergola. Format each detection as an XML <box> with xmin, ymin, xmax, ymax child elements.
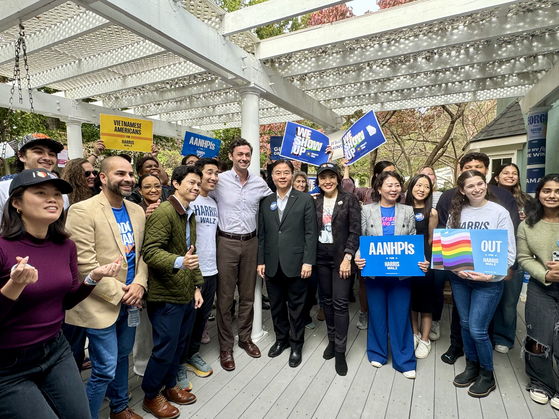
<box><xmin>1</xmin><ymin>0</ymin><xmax>558</xmax><ymax>337</ymax></box>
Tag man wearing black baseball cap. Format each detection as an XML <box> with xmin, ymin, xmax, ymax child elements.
<box><xmin>0</xmin><ymin>133</ymin><xmax>66</xmax><ymax>214</ymax></box>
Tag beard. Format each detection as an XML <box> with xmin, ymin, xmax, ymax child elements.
<box><xmin>106</xmin><ymin>178</ymin><xmax>134</xmax><ymax>197</ymax></box>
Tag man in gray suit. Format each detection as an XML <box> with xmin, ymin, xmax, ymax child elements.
<box><xmin>257</xmin><ymin>159</ymin><xmax>317</xmax><ymax>367</ymax></box>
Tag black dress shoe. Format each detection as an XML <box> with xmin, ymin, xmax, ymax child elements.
<box><xmin>268</xmin><ymin>341</ymin><xmax>290</xmax><ymax>358</ymax></box>
<box><xmin>289</xmin><ymin>349</ymin><xmax>302</xmax><ymax>368</ymax></box>
<box><xmin>263</xmin><ymin>295</ymin><xmax>270</xmax><ymax>303</ymax></box>
<box><xmin>262</xmin><ymin>301</ymin><xmax>270</xmax><ymax>310</ymax></box>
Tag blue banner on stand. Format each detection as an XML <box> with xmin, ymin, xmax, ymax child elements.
<box><xmin>360</xmin><ymin>235</ymin><xmax>425</xmax><ymax>277</ymax></box>
<box><xmin>181</xmin><ymin>131</ymin><xmax>221</xmax><ymax>158</ymax></box>
<box><xmin>279</xmin><ymin>122</ymin><xmax>330</xmax><ymax>166</ymax></box>
<box><xmin>270</xmin><ymin>136</ymin><xmax>282</xmax><ymax>161</ymax></box>
<box><xmin>431</xmin><ymin>229</ymin><xmax>508</xmax><ymax>276</ymax></box>
<box><xmin>343</xmin><ymin>110</ymin><xmax>387</xmax><ymax>165</ymax></box>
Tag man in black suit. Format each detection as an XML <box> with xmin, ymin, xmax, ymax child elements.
<box><xmin>257</xmin><ymin>159</ymin><xmax>317</xmax><ymax>368</ymax></box>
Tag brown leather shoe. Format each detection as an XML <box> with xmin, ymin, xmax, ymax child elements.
<box><xmin>142</xmin><ymin>393</ymin><xmax>179</xmax><ymax>419</ymax></box>
<box><xmin>110</xmin><ymin>407</ymin><xmax>142</xmax><ymax>419</ymax></box>
<box><xmin>164</xmin><ymin>384</ymin><xmax>197</xmax><ymax>405</ymax></box>
<box><xmin>220</xmin><ymin>349</ymin><xmax>235</xmax><ymax>371</ymax></box>
<box><xmin>239</xmin><ymin>340</ymin><xmax>261</xmax><ymax>358</ymax></box>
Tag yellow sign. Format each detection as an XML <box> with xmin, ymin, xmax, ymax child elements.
<box><xmin>100</xmin><ymin>114</ymin><xmax>153</xmax><ymax>152</ymax></box>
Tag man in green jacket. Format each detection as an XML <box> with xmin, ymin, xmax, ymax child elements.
<box><xmin>141</xmin><ymin>165</ymin><xmax>204</xmax><ymax>419</ymax></box>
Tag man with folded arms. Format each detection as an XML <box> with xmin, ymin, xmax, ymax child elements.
<box><xmin>257</xmin><ymin>159</ymin><xmax>317</xmax><ymax>367</ymax></box>
<box><xmin>211</xmin><ymin>138</ymin><xmax>272</xmax><ymax>371</ymax></box>
<box><xmin>141</xmin><ymin>165</ymin><xmax>204</xmax><ymax>419</ymax></box>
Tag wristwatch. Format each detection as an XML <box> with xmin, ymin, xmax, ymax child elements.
<box><xmin>195</xmin><ymin>285</ymin><xmax>202</xmax><ymax>291</ymax></box>
<box><xmin>345</xmin><ymin>254</ymin><xmax>352</xmax><ymax>261</ymax></box>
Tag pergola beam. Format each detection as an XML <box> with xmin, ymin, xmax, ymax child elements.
<box><xmin>0</xmin><ymin>83</ymin><xmax>208</xmax><ymax>139</ymax></box>
<box><xmin>219</xmin><ymin>0</ymin><xmax>346</xmax><ymax>36</ymax></box>
<box><xmin>267</xmin><ymin>5</ymin><xmax>559</xmax><ymax>77</ymax></box>
<box><xmin>0</xmin><ymin>0</ymin><xmax>65</xmax><ymax>33</ymax></box>
<box><xmin>520</xmin><ymin>60</ymin><xmax>559</xmax><ymax>113</ymax></box>
<box><xmin>0</xmin><ymin>10</ymin><xmax>110</xmax><ymax>66</ymax></box>
<box><xmin>257</xmin><ymin>0</ymin><xmax>524</xmax><ymax>59</ymax></box>
<box><xmin>75</xmin><ymin>0</ymin><xmax>341</xmax><ymax>129</ymax></box>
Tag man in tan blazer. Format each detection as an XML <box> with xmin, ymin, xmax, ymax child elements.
<box><xmin>65</xmin><ymin>156</ymin><xmax>147</xmax><ymax>419</ymax></box>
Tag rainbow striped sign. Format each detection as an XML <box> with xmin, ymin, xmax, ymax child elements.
<box><xmin>431</xmin><ymin>229</ymin><xmax>508</xmax><ymax>275</ymax></box>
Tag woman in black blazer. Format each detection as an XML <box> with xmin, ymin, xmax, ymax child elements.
<box><xmin>314</xmin><ymin>162</ymin><xmax>361</xmax><ymax>376</ymax></box>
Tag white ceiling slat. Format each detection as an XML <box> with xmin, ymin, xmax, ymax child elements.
<box><xmin>0</xmin><ymin>0</ymin><xmax>65</xmax><ymax>33</ymax></box>
<box><xmin>0</xmin><ymin>10</ymin><xmax>110</xmax><ymax>65</ymax></box>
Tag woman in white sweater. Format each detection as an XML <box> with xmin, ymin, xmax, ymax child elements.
<box><xmin>447</xmin><ymin>170</ymin><xmax>515</xmax><ymax>398</ymax></box>
<box><xmin>517</xmin><ymin>174</ymin><xmax>559</xmax><ymax>409</ymax></box>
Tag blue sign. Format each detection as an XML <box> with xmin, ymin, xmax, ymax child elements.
<box><xmin>527</xmin><ymin>138</ymin><xmax>546</xmax><ymax>165</ymax></box>
<box><xmin>431</xmin><ymin>229</ymin><xmax>509</xmax><ymax>276</ymax></box>
<box><xmin>181</xmin><ymin>131</ymin><xmax>221</xmax><ymax>158</ymax></box>
<box><xmin>343</xmin><ymin>110</ymin><xmax>387</xmax><ymax>165</ymax></box>
<box><xmin>360</xmin><ymin>235</ymin><xmax>425</xmax><ymax>277</ymax></box>
<box><xmin>270</xmin><ymin>136</ymin><xmax>282</xmax><ymax>161</ymax></box>
<box><xmin>279</xmin><ymin>122</ymin><xmax>330</xmax><ymax>167</ymax></box>
<box><xmin>526</xmin><ymin>167</ymin><xmax>546</xmax><ymax>194</ymax></box>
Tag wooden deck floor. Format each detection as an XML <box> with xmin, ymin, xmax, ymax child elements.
<box><xmin>87</xmin><ymin>296</ymin><xmax>559</xmax><ymax>419</ymax></box>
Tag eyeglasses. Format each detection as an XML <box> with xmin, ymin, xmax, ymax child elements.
<box><xmin>85</xmin><ymin>170</ymin><xmax>99</xmax><ymax>177</ymax></box>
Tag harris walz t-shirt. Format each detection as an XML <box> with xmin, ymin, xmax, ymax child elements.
<box><xmin>112</xmin><ymin>205</ymin><xmax>136</xmax><ymax>284</ymax></box>
<box><xmin>381</xmin><ymin>205</ymin><xmax>396</xmax><ymax>236</ymax></box>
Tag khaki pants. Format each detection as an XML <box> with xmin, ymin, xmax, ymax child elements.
<box><xmin>216</xmin><ymin>235</ymin><xmax>258</xmax><ymax>350</ymax></box>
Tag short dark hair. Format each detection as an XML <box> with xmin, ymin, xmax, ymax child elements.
<box><xmin>459</xmin><ymin>152</ymin><xmax>490</xmax><ymax>170</ymax></box>
<box><xmin>1</xmin><ymin>185</ymin><xmax>69</xmax><ymax>243</ymax></box>
<box><xmin>372</xmin><ymin>171</ymin><xmax>404</xmax><ymax>202</ymax></box>
<box><xmin>171</xmin><ymin>165</ymin><xmax>202</xmax><ymax>192</ymax></box>
<box><xmin>371</xmin><ymin>160</ymin><xmax>395</xmax><ymax>186</ymax></box>
<box><xmin>181</xmin><ymin>154</ymin><xmax>199</xmax><ymax>165</ymax></box>
<box><xmin>228</xmin><ymin>138</ymin><xmax>253</xmax><ymax>155</ymax></box>
<box><xmin>117</xmin><ymin>153</ymin><xmax>132</xmax><ymax>163</ymax></box>
<box><xmin>270</xmin><ymin>159</ymin><xmax>294</xmax><ymax>173</ymax></box>
<box><xmin>135</xmin><ymin>156</ymin><xmax>158</xmax><ymax>176</ymax></box>
<box><xmin>138</xmin><ymin>173</ymin><xmax>161</xmax><ymax>188</ymax></box>
<box><xmin>195</xmin><ymin>158</ymin><xmax>219</xmax><ymax>172</ymax></box>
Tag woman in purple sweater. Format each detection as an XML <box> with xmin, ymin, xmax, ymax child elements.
<box><xmin>0</xmin><ymin>168</ymin><xmax>123</xmax><ymax>419</ymax></box>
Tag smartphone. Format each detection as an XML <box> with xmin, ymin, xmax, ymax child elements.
<box><xmin>553</xmin><ymin>251</ymin><xmax>559</xmax><ymax>262</ymax></box>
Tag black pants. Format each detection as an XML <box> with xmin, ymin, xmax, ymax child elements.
<box><xmin>180</xmin><ymin>274</ymin><xmax>217</xmax><ymax>363</ymax></box>
<box><xmin>61</xmin><ymin>322</ymin><xmax>87</xmax><ymax>370</ymax></box>
<box><xmin>303</xmin><ymin>269</ymin><xmax>318</xmax><ymax>324</ymax></box>
<box><xmin>316</xmin><ymin>244</ymin><xmax>351</xmax><ymax>353</ymax></box>
<box><xmin>266</xmin><ymin>264</ymin><xmax>307</xmax><ymax>350</ymax></box>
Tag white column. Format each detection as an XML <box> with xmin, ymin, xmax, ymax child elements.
<box><xmin>65</xmin><ymin>120</ymin><xmax>83</xmax><ymax>159</ymax></box>
<box><xmin>240</xmin><ymin>86</ymin><xmax>268</xmax><ymax>342</ymax></box>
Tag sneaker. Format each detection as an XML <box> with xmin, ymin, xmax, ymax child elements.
<box><xmin>371</xmin><ymin>361</ymin><xmax>383</xmax><ymax>368</ymax></box>
<box><xmin>185</xmin><ymin>353</ymin><xmax>213</xmax><ymax>378</ymax></box>
<box><xmin>201</xmin><ymin>323</ymin><xmax>210</xmax><ymax>344</ymax></box>
<box><xmin>305</xmin><ymin>321</ymin><xmax>315</xmax><ymax>329</ymax></box>
<box><xmin>415</xmin><ymin>340</ymin><xmax>431</xmax><ymax>359</ymax></box>
<box><xmin>356</xmin><ymin>311</ymin><xmax>368</xmax><ymax>330</ymax></box>
<box><xmin>176</xmin><ymin>364</ymin><xmax>192</xmax><ymax>390</ymax></box>
<box><xmin>441</xmin><ymin>345</ymin><xmax>464</xmax><ymax>365</ymax></box>
<box><xmin>413</xmin><ymin>334</ymin><xmax>421</xmax><ymax>350</ymax></box>
<box><xmin>494</xmin><ymin>344</ymin><xmax>509</xmax><ymax>354</ymax></box>
<box><xmin>429</xmin><ymin>321</ymin><xmax>441</xmax><ymax>341</ymax></box>
<box><xmin>403</xmin><ymin>370</ymin><xmax>416</xmax><ymax>379</ymax></box>
<box><xmin>208</xmin><ymin>313</ymin><xmax>215</xmax><ymax>321</ymax></box>
<box><xmin>550</xmin><ymin>396</ymin><xmax>559</xmax><ymax>410</ymax></box>
<box><xmin>317</xmin><ymin>307</ymin><xmax>325</xmax><ymax>321</ymax></box>
<box><xmin>530</xmin><ymin>388</ymin><xmax>550</xmax><ymax>405</ymax></box>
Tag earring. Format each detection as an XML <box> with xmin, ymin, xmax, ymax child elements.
<box><xmin>16</xmin><ymin>208</ymin><xmax>21</xmax><ymax>214</ymax></box>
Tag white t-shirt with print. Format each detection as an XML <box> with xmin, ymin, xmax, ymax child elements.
<box><xmin>191</xmin><ymin>194</ymin><xmax>218</xmax><ymax>276</ymax></box>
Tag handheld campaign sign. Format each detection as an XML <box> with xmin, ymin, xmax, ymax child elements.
<box><xmin>327</xmin><ymin>130</ymin><xmax>345</xmax><ymax>161</ymax></box>
<box><xmin>279</xmin><ymin>122</ymin><xmax>329</xmax><ymax>166</ymax></box>
<box><xmin>343</xmin><ymin>110</ymin><xmax>387</xmax><ymax>165</ymax></box>
<box><xmin>181</xmin><ymin>131</ymin><xmax>221</xmax><ymax>158</ymax></box>
<box><xmin>431</xmin><ymin>229</ymin><xmax>508</xmax><ymax>275</ymax></box>
<box><xmin>270</xmin><ymin>136</ymin><xmax>282</xmax><ymax>161</ymax></box>
<box><xmin>360</xmin><ymin>235</ymin><xmax>425</xmax><ymax>277</ymax></box>
<box><xmin>100</xmin><ymin>114</ymin><xmax>153</xmax><ymax>152</ymax></box>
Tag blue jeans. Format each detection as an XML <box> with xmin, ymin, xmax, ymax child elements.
<box><xmin>493</xmin><ymin>268</ymin><xmax>524</xmax><ymax>348</ymax></box>
<box><xmin>143</xmin><ymin>301</ymin><xmax>195</xmax><ymax>399</ymax></box>
<box><xmin>86</xmin><ymin>305</ymin><xmax>136</xmax><ymax>419</ymax></box>
<box><xmin>0</xmin><ymin>332</ymin><xmax>91</xmax><ymax>419</ymax></box>
<box><xmin>365</xmin><ymin>276</ymin><xmax>416</xmax><ymax>373</ymax></box>
<box><xmin>450</xmin><ymin>276</ymin><xmax>503</xmax><ymax>371</ymax></box>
